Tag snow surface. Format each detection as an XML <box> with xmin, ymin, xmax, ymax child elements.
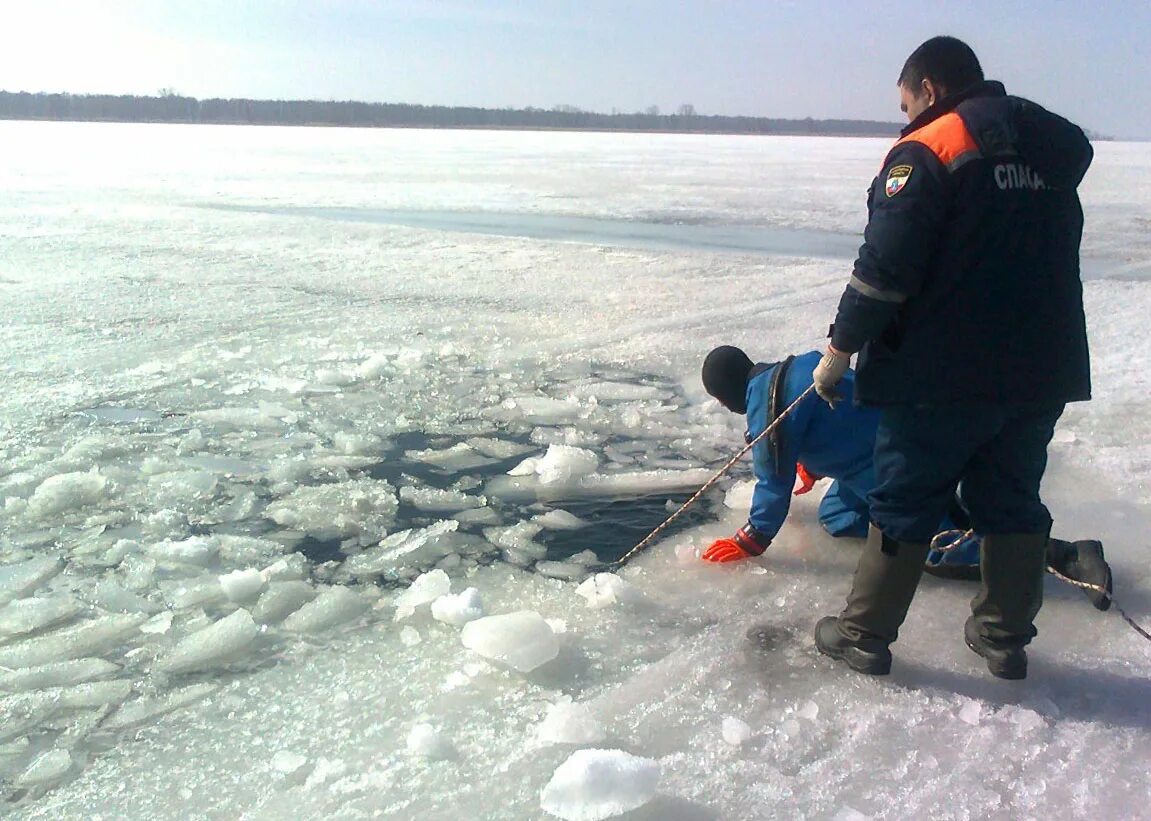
<box><xmin>0</xmin><ymin>122</ymin><xmax>1149</xmax><ymax>818</ymax></box>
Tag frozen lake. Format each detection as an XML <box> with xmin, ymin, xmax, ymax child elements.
<box><xmin>1</xmin><ymin>121</ymin><xmax>1150</xmax><ymax>819</ymax></box>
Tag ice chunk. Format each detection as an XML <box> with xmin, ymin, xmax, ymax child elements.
<box><xmin>534</xmin><ymin>509</ymin><xmax>589</xmax><ymax>530</ymax></box>
<box><xmin>574</xmin><ymin>574</ymin><xmax>644</xmax><ymax>609</ymax></box>
<box><xmin>797</xmin><ymin>700</ymin><xmax>820</xmax><ymax>721</ymax></box>
<box><xmin>102</xmin><ymin>683</ymin><xmax>218</xmax><ymax>730</ymax></box>
<box><xmin>148</xmin><ymin>536</ymin><xmax>219</xmax><ymax>568</ymax></box>
<box><xmin>406</xmin><ymin>723</ymin><xmax>455</xmax><ymax>759</ymax></box>
<box><xmin>265</xmin><ymin>479</ymin><xmax>398</xmax><ymax>541</ymax></box>
<box><xmin>251</xmin><ymin>581</ymin><xmax>317</xmax><ymax>625</ymax></box>
<box><xmin>540</xmin><ymin>749</ymin><xmax>660</xmax><ymax>821</ymax></box>
<box><xmin>16</xmin><ymin>748</ymin><xmax>72</xmax><ymax>786</ymax></box>
<box><xmin>0</xmin><ymin>658</ymin><xmax>120</xmax><ymax>692</ymax></box>
<box><xmin>431</xmin><ymin>588</ymin><xmax>484</xmax><ymax>626</ymax></box>
<box><xmin>460</xmin><ymin>611</ymin><xmax>559</xmax><ymax>673</ymax></box>
<box><xmin>0</xmin><ymin>556</ymin><xmax>65</xmax><ymax>607</ymax></box>
<box><xmin>452</xmin><ymin>507</ymin><xmax>502</xmax><ymax>526</ymax></box>
<box><xmin>536</xmin><ymin>445</ymin><xmax>599</xmax><ymax>485</ymax></box>
<box><xmin>399</xmin><ymin>485</ymin><xmax>486</xmax><ymax>512</ymax></box>
<box><xmin>55</xmin><ymin>679</ymin><xmax>133</xmax><ymax>709</ymax></box>
<box><xmin>465</xmin><ymin>437</ymin><xmax>534</xmax><ymax>459</ymax></box>
<box><xmin>722</xmin><ymin>716</ymin><xmax>753</xmax><ymax>746</ymax></box>
<box><xmin>505</xmin><ymin>396</ymin><xmax>583</xmax><ymax>422</ymax></box>
<box><xmin>272</xmin><ymin>750</ymin><xmax>310</xmax><ymax>776</ymax></box>
<box><xmin>405</xmin><ymin>442</ymin><xmax>499</xmax><ymax>472</ymax></box>
<box><xmin>400</xmin><ymin>626</ymin><xmax>422</xmax><ymax>647</ymax></box>
<box><xmin>25</xmin><ymin>470</ymin><xmax>108</xmax><ymax>519</ymax></box>
<box><xmin>140</xmin><ymin>611</ymin><xmax>174</xmax><ymax>634</ymax></box>
<box><xmin>536</xmin><ymin>698</ymin><xmax>607</xmax><ymax>746</ymax></box>
<box><xmin>832</xmin><ymin>808</ymin><xmax>873</xmax><ymax>821</ymax></box>
<box><xmin>958</xmin><ymin>700</ymin><xmax>982</xmax><ymax>726</ymax></box>
<box><xmin>281</xmin><ymin>587</ymin><xmax>369</xmax><ymax>633</ymax></box>
<box><xmin>0</xmin><ymin>594</ymin><xmax>80</xmax><ymax>636</ymax></box>
<box><xmin>535</xmin><ymin>561</ymin><xmax>592</xmax><ymax>581</ymax></box>
<box><xmin>342</xmin><ymin>521</ymin><xmax>460</xmax><ymax>578</ymax></box>
<box><xmin>724</xmin><ymin>479</ymin><xmax>756</xmax><ymax>511</ymax></box>
<box><xmin>0</xmin><ymin>614</ymin><xmax>148</xmax><ymax>669</ymax></box>
<box><xmin>155</xmin><ymin>609</ymin><xmax>259</xmax><ymax>674</ymax></box>
<box><xmin>396</xmin><ymin>569</ymin><xmax>453</xmax><ymax>610</ymax></box>
<box><xmin>219</xmin><ymin>568</ymin><xmax>267</xmax><ymax>602</ymax></box>
<box><xmin>485</xmin><ymin>521</ymin><xmax>545</xmax><ymax>554</ymax></box>
<box><xmin>85</xmin><ymin>579</ymin><xmax>162</xmax><ymax>614</ymax></box>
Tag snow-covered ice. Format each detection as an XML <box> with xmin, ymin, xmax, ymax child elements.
<box><xmin>0</xmin><ymin>122</ymin><xmax>1148</xmax><ymax>819</ymax></box>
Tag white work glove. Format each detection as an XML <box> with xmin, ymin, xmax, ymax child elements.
<box><xmin>813</xmin><ymin>347</ymin><xmax>851</xmax><ymax>408</ymax></box>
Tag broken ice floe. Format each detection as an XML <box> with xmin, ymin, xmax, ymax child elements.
<box><xmin>460</xmin><ymin>611</ymin><xmax>559</xmax><ymax>673</ymax></box>
<box><xmin>540</xmin><ymin>748</ymin><xmax>661</xmax><ymax>821</ymax></box>
<box><xmin>534</xmin><ymin>697</ymin><xmax>608</xmax><ymax>746</ymax></box>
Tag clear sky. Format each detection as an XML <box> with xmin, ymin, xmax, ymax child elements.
<box><xmin>3</xmin><ymin>0</ymin><xmax>1147</xmax><ymax>138</ymax></box>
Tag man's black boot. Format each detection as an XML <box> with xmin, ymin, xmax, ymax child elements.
<box><xmin>969</xmin><ymin>532</ymin><xmax>1049</xmax><ymax>680</ymax></box>
<box><xmin>964</xmin><ymin>616</ymin><xmax>1027</xmax><ymax>680</ymax></box>
<box><xmin>1047</xmin><ymin>538</ymin><xmax>1113</xmax><ymax>611</ymax></box>
<box><xmin>815</xmin><ymin>525</ymin><xmax>930</xmax><ymax>676</ymax></box>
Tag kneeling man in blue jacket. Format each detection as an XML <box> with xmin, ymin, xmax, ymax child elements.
<box><xmin>700</xmin><ymin>346</ymin><xmax>1111</xmax><ymax>610</ymax></box>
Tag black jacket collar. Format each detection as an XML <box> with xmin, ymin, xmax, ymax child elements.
<box><xmin>900</xmin><ymin>80</ymin><xmax>1007</xmax><ymax>138</ymax></box>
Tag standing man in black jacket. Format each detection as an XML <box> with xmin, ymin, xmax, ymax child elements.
<box><xmin>811</xmin><ymin>37</ymin><xmax>1094</xmax><ymax>679</ymax></box>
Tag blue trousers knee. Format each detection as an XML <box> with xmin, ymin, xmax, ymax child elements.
<box><xmin>868</xmin><ymin>402</ymin><xmax>1064</xmax><ymax>544</ymax></box>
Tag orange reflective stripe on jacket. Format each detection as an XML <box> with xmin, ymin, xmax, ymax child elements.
<box><xmin>892</xmin><ymin>111</ymin><xmax>982</xmax><ymax>172</ymax></box>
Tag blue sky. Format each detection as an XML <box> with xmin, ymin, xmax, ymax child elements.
<box><xmin>4</xmin><ymin>1</ymin><xmax>1147</xmax><ymax>137</ymax></box>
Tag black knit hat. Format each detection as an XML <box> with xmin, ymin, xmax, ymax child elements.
<box><xmin>701</xmin><ymin>345</ymin><xmax>754</xmax><ymax>414</ymax></box>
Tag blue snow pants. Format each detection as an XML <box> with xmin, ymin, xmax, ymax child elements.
<box><xmin>869</xmin><ymin>402</ymin><xmax>1065</xmax><ymax>544</ymax></box>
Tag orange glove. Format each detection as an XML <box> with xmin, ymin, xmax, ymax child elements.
<box><xmin>794</xmin><ymin>463</ymin><xmax>824</xmax><ymax>496</ymax></box>
<box><xmin>702</xmin><ymin>538</ymin><xmax>749</xmax><ymax>563</ymax></box>
<box><xmin>702</xmin><ymin>525</ymin><xmax>771</xmax><ymax>563</ymax></box>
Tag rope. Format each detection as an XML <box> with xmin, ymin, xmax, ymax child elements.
<box><xmin>602</xmin><ymin>391</ymin><xmax>1151</xmax><ymax>644</ymax></box>
<box><xmin>608</xmin><ymin>384</ymin><xmax>816</xmax><ymax>569</ymax></box>
<box><xmin>932</xmin><ymin>529</ymin><xmax>1150</xmax><ymax>642</ymax></box>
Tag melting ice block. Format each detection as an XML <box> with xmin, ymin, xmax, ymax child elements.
<box><xmin>535</xmin><ymin>698</ymin><xmax>607</xmax><ymax>746</ymax></box>
<box><xmin>264</xmin><ymin>479</ymin><xmax>398</xmax><ymax>541</ymax></box>
<box><xmin>16</xmin><ymin>748</ymin><xmax>73</xmax><ymax>787</ymax></box>
<box><xmin>509</xmin><ymin>445</ymin><xmax>598</xmax><ymax>486</ymax></box>
<box><xmin>0</xmin><ymin>556</ymin><xmax>65</xmax><ymax>607</ymax></box>
<box><xmin>0</xmin><ymin>614</ymin><xmax>149</xmax><ymax>669</ymax></box>
<box><xmin>540</xmin><ymin>749</ymin><xmax>660</xmax><ymax>821</ymax></box>
<box><xmin>281</xmin><ymin>587</ymin><xmax>369</xmax><ymax>633</ymax></box>
<box><xmin>0</xmin><ymin>595</ymin><xmax>80</xmax><ymax>637</ymax></box>
<box><xmin>156</xmin><ymin>609</ymin><xmax>259</xmax><ymax>674</ymax></box>
<box><xmin>722</xmin><ymin>716</ymin><xmax>753</xmax><ymax>746</ymax></box>
<box><xmin>251</xmin><ymin>581</ymin><xmax>317</xmax><ymax>625</ymax></box>
<box><xmin>341</xmin><ymin>521</ymin><xmax>460</xmax><ymax>578</ymax></box>
<box><xmin>431</xmin><ymin>588</ymin><xmax>484</xmax><ymax>626</ymax></box>
<box><xmin>460</xmin><ymin>611</ymin><xmax>559</xmax><ymax>672</ymax></box>
<box><xmin>25</xmin><ymin>471</ymin><xmax>108</xmax><ymax>519</ymax></box>
<box><xmin>574</xmin><ymin>574</ymin><xmax>644</xmax><ymax>609</ymax></box>
<box><xmin>395</xmin><ymin>569</ymin><xmax>453</xmax><ymax>610</ymax></box>
<box><xmin>0</xmin><ymin>658</ymin><xmax>119</xmax><ymax>693</ymax></box>
<box><xmin>406</xmin><ymin>723</ymin><xmax>455</xmax><ymax>759</ymax></box>
<box><xmin>219</xmin><ymin>568</ymin><xmax>267</xmax><ymax>602</ymax></box>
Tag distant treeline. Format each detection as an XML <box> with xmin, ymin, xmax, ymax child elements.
<box><xmin>0</xmin><ymin>91</ymin><xmax>902</xmax><ymax>137</ymax></box>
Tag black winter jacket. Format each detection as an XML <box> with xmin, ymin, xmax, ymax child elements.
<box><xmin>830</xmin><ymin>81</ymin><xmax>1093</xmax><ymax>405</ymax></box>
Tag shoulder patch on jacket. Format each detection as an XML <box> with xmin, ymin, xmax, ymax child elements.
<box><xmin>885</xmin><ymin>164</ymin><xmax>912</xmax><ymax>197</ymax></box>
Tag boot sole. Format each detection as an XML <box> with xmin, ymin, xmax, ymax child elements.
<box><xmin>964</xmin><ymin>635</ymin><xmax>1027</xmax><ymax>680</ymax></box>
<box><xmin>815</xmin><ymin>635</ymin><xmax>892</xmax><ymax>676</ymax></box>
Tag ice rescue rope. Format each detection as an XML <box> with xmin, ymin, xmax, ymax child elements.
<box><xmin>932</xmin><ymin>529</ymin><xmax>1151</xmax><ymax>642</ymax></box>
<box><xmin>608</xmin><ymin>384</ymin><xmax>817</xmax><ymax>569</ymax></box>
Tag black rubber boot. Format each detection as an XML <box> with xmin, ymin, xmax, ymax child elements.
<box><xmin>814</xmin><ymin>616</ymin><xmax>891</xmax><ymax>675</ymax></box>
<box><xmin>815</xmin><ymin>525</ymin><xmax>930</xmax><ymax>676</ymax></box>
<box><xmin>968</xmin><ymin>531</ymin><xmax>1049</xmax><ymax>679</ymax></box>
<box><xmin>1047</xmin><ymin>538</ymin><xmax>1113</xmax><ymax>611</ymax></box>
<box><xmin>964</xmin><ymin>616</ymin><xmax>1027</xmax><ymax>680</ymax></box>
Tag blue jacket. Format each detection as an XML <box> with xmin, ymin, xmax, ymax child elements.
<box><xmin>745</xmin><ymin>350</ymin><xmax>979</xmax><ymax>567</ymax></box>
<box><xmin>830</xmin><ymin>81</ymin><xmax>1092</xmax><ymax>405</ymax></box>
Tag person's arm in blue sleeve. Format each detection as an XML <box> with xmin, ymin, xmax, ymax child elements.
<box><xmin>830</xmin><ymin>142</ymin><xmax>950</xmax><ymax>354</ymax></box>
<box><xmin>745</xmin><ymin>393</ymin><xmax>820</xmax><ymax>545</ymax></box>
